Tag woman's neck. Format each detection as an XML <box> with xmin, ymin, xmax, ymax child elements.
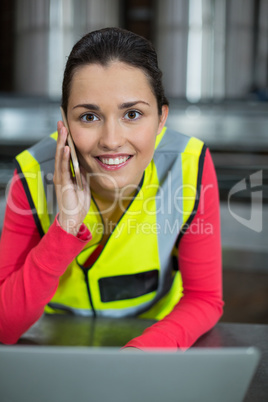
<box><xmin>92</xmin><ymin>188</ymin><xmax>136</xmax><ymax>246</ymax></box>
<box><xmin>92</xmin><ymin>189</ymin><xmax>135</xmax><ymax>217</ymax></box>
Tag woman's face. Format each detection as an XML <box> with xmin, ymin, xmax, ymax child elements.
<box><xmin>67</xmin><ymin>61</ymin><xmax>168</xmax><ymax>199</ymax></box>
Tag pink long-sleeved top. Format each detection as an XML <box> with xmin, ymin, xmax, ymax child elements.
<box><xmin>0</xmin><ymin>148</ymin><xmax>223</xmax><ymax>346</ymax></box>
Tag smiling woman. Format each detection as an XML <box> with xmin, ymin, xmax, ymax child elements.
<box><xmin>0</xmin><ymin>28</ymin><xmax>223</xmax><ymax>349</ymax></box>
<box><xmin>66</xmin><ymin>62</ymin><xmax>168</xmax><ymax>202</ymax></box>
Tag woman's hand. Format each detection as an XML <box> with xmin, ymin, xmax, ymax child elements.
<box><xmin>54</xmin><ymin>121</ymin><xmax>91</xmax><ymax>236</ymax></box>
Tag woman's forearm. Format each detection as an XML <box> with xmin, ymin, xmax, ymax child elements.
<box><xmin>0</xmin><ymin>172</ymin><xmax>90</xmax><ymax>344</ymax></box>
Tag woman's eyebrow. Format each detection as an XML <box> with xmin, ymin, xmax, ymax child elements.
<box><xmin>72</xmin><ymin>103</ymin><xmax>100</xmax><ymax>111</ymax></box>
<box><xmin>72</xmin><ymin>100</ymin><xmax>150</xmax><ymax>111</ymax></box>
<box><xmin>119</xmin><ymin>101</ymin><xmax>150</xmax><ymax>109</ymax></box>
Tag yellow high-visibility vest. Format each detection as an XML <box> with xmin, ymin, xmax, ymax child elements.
<box><xmin>15</xmin><ymin>127</ymin><xmax>206</xmax><ymax>320</ymax></box>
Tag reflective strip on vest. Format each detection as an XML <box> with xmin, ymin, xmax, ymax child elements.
<box><xmin>15</xmin><ymin>128</ymin><xmax>205</xmax><ymax>320</ymax></box>
<box><xmin>15</xmin><ymin>134</ymin><xmax>57</xmax><ymax>235</ymax></box>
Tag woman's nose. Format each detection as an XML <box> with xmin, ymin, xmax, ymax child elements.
<box><xmin>98</xmin><ymin>121</ymin><xmax>125</xmax><ymax>150</ymax></box>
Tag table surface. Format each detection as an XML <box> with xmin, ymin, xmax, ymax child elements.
<box><xmin>7</xmin><ymin>316</ymin><xmax>268</xmax><ymax>401</ymax></box>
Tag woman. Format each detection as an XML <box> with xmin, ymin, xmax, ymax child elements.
<box><xmin>0</xmin><ymin>27</ymin><xmax>223</xmax><ymax>347</ymax></box>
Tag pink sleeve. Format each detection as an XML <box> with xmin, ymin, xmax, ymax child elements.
<box><xmin>124</xmin><ymin>148</ymin><xmax>224</xmax><ymax>350</ymax></box>
<box><xmin>0</xmin><ymin>171</ymin><xmax>91</xmax><ymax>344</ymax></box>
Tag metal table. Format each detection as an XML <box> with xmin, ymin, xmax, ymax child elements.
<box><xmin>9</xmin><ymin>316</ymin><xmax>268</xmax><ymax>401</ymax></box>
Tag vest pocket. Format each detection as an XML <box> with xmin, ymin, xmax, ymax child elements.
<box><xmin>99</xmin><ymin>270</ymin><xmax>159</xmax><ymax>302</ymax></box>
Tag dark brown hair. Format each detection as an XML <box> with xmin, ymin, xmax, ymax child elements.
<box><xmin>62</xmin><ymin>27</ymin><xmax>169</xmax><ymax>115</ymax></box>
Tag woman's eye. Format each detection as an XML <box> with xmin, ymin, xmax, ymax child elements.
<box><xmin>124</xmin><ymin>110</ymin><xmax>142</xmax><ymax>120</ymax></box>
<box><xmin>81</xmin><ymin>113</ymin><xmax>98</xmax><ymax>122</ymax></box>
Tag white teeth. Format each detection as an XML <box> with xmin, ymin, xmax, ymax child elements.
<box><xmin>99</xmin><ymin>156</ymin><xmax>130</xmax><ymax>165</ymax></box>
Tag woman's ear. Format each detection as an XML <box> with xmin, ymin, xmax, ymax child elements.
<box><xmin>157</xmin><ymin>105</ymin><xmax>169</xmax><ymax>135</ymax></box>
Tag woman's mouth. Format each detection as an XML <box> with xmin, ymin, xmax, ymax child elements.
<box><xmin>95</xmin><ymin>155</ymin><xmax>132</xmax><ymax>170</ymax></box>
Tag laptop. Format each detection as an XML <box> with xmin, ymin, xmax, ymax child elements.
<box><xmin>0</xmin><ymin>346</ymin><xmax>260</xmax><ymax>402</ymax></box>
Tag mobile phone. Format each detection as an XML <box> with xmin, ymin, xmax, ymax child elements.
<box><xmin>60</xmin><ymin>107</ymin><xmax>83</xmax><ymax>190</ymax></box>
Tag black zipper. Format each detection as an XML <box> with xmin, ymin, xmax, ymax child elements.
<box><xmin>78</xmin><ymin>172</ymin><xmax>145</xmax><ymax>316</ymax></box>
<box><xmin>81</xmin><ymin>265</ymin><xmax>96</xmax><ymax>318</ymax></box>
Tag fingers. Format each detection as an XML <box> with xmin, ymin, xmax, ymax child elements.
<box><xmin>54</xmin><ymin>124</ymin><xmax>68</xmax><ymax>185</ymax></box>
<box><xmin>53</xmin><ymin>122</ymin><xmax>91</xmax><ymax>234</ymax></box>
<box><xmin>57</xmin><ymin>120</ymin><xmax>64</xmax><ymax>133</ymax></box>
<box><xmin>60</xmin><ymin>145</ymin><xmax>72</xmax><ymax>185</ymax></box>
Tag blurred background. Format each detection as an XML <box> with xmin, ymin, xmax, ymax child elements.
<box><xmin>0</xmin><ymin>0</ymin><xmax>267</xmax><ymax>323</ymax></box>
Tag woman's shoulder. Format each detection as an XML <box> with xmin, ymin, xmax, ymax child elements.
<box><xmin>15</xmin><ymin>132</ymin><xmax>57</xmax><ymax>172</ymax></box>
<box><xmin>155</xmin><ymin>126</ymin><xmax>206</xmax><ymax>157</ymax></box>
